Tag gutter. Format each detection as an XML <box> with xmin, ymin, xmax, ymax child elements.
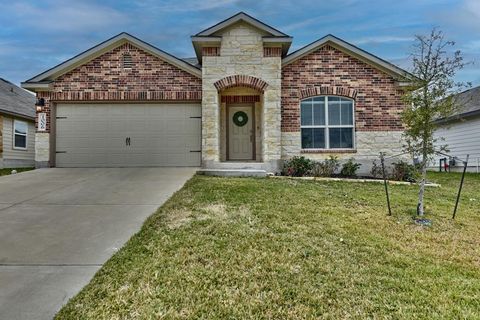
<box><xmin>0</xmin><ymin>110</ymin><xmax>35</xmax><ymax>121</ymax></box>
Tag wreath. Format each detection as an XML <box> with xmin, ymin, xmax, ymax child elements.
<box><xmin>233</xmin><ymin>111</ymin><xmax>248</xmax><ymax>127</ymax></box>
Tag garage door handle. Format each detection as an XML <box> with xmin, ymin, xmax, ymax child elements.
<box><xmin>126</xmin><ymin>137</ymin><xmax>131</xmax><ymax>146</ymax></box>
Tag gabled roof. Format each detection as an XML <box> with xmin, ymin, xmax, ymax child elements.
<box><xmin>283</xmin><ymin>34</ymin><xmax>413</xmax><ymax>80</ymax></box>
<box><xmin>0</xmin><ymin>78</ymin><xmax>35</xmax><ymax>120</ymax></box>
<box><xmin>22</xmin><ymin>32</ymin><xmax>201</xmax><ymax>91</ymax></box>
<box><xmin>191</xmin><ymin>12</ymin><xmax>292</xmax><ymax>62</ymax></box>
<box><xmin>195</xmin><ymin>12</ymin><xmax>289</xmax><ymax>37</ymax></box>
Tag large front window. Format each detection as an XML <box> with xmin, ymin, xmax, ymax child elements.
<box><xmin>301</xmin><ymin>96</ymin><xmax>354</xmax><ymax>149</ymax></box>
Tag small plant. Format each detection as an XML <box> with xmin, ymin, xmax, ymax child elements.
<box><xmin>391</xmin><ymin>160</ymin><xmax>419</xmax><ymax>182</ymax></box>
<box><xmin>340</xmin><ymin>158</ymin><xmax>361</xmax><ymax>177</ymax></box>
<box><xmin>370</xmin><ymin>159</ymin><xmax>384</xmax><ymax>178</ymax></box>
<box><xmin>282</xmin><ymin>156</ymin><xmax>314</xmax><ymax>177</ymax></box>
<box><xmin>311</xmin><ymin>156</ymin><xmax>340</xmax><ymax>177</ymax></box>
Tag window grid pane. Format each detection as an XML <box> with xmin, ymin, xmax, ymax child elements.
<box><xmin>14</xmin><ymin>121</ymin><xmax>27</xmax><ymax>135</ymax></box>
<box><xmin>313</xmin><ymin>102</ymin><xmax>325</xmax><ymax>125</ymax></box>
<box><xmin>14</xmin><ymin>135</ymin><xmax>27</xmax><ymax>148</ymax></box>
<box><xmin>300</xmin><ymin>100</ymin><xmax>313</xmax><ymax>126</ymax></box>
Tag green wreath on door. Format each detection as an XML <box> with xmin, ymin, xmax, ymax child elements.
<box><xmin>233</xmin><ymin>111</ymin><xmax>248</xmax><ymax>127</ymax></box>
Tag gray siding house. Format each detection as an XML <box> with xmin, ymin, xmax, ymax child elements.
<box><xmin>432</xmin><ymin>86</ymin><xmax>480</xmax><ymax>172</ymax></box>
<box><xmin>0</xmin><ymin>78</ymin><xmax>36</xmax><ymax>168</ymax></box>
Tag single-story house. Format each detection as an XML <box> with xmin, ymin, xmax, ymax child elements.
<box><xmin>21</xmin><ymin>12</ymin><xmax>413</xmax><ymax>174</ymax></box>
<box><xmin>432</xmin><ymin>86</ymin><xmax>480</xmax><ymax>172</ymax></box>
<box><xmin>0</xmin><ymin>78</ymin><xmax>36</xmax><ymax>168</ymax></box>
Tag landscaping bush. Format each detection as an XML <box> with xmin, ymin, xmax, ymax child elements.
<box><xmin>282</xmin><ymin>156</ymin><xmax>314</xmax><ymax>177</ymax></box>
<box><xmin>340</xmin><ymin>158</ymin><xmax>361</xmax><ymax>177</ymax></box>
<box><xmin>391</xmin><ymin>160</ymin><xmax>419</xmax><ymax>182</ymax></box>
<box><xmin>370</xmin><ymin>159</ymin><xmax>384</xmax><ymax>178</ymax></box>
<box><xmin>311</xmin><ymin>156</ymin><xmax>340</xmax><ymax>177</ymax></box>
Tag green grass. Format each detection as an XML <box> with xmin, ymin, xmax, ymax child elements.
<box><xmin>56</xmin><ymin>172</ymin><xmax>480</xmax><ymax>319</ymax></box>
<box><xmin>0</xmin><ymin>167</ymin><xmax>34</xmax><ymax>176</ymax></box>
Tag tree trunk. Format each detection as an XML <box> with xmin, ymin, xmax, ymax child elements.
<box><xmin>417</xmin><ymin>162</ymin><xmax>427</xmax><ymax>216</ymax></box>
<box><xmin>417</xmin><ymin>142</ymin><xmax>428</xmax><ymax>216</ymax></box>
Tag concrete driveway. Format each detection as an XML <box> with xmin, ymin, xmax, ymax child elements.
<box><xmin>0</xmin><ymin>168</ymin><xmax>196</xmax><ymax>320</ymax></box>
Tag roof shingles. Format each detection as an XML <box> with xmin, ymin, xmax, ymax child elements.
<box><xmin>0</xmin><ymin>78</ymin><xmax>35</xmax><ymax>120</ymax></box>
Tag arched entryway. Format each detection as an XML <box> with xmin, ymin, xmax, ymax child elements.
<box><xmin>217</xmin><ymin>83</ymin><xmax>264</xmax><ymax>162</ymax></box>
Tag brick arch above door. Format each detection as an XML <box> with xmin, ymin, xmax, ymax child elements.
<box><xmin>214</xmin><ymin>75</ymin><xmax>269</xmax><ymax>93</ymax></box>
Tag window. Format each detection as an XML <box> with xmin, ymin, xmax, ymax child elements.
<box><xmin>301</xmin><ymin>96</ymin><xmax>354</xmax><ymax>149</ymax></box>
<box><xmin>14</xmin><ymin>120</ymin><xmax>28</xmax><ymax>149</ymax></box>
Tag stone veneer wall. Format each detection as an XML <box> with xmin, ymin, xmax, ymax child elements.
<box><xmin>201</xmin><ymin>22</ymin><xmax>282</xmax><ymax>171</ymax></box>
<box><xmin>35</xmin><ymin>42</ymin><xmax>202</xmax><ymax>167</ymax></box>
<box><xmin>281</xmin><ymin>44</ymin><xmax>407</xmax><ymax>173</ymax></box>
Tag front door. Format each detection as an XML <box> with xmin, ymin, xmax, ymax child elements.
<box><xmin>228</xmin><ymin>104</ymin><xmax>254</xmax><ymax>160</ymax></box>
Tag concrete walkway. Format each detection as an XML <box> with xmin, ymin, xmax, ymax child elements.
<box><xmin>0</xmin><ymin>168</ymin><xmax>196</xmax><ymax>320</ymax></box>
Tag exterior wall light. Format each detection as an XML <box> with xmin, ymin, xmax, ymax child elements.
<box><xmin>35</xmin><ymin>98</ymin><xmax>45</xmax><ymax>112</ymax></box>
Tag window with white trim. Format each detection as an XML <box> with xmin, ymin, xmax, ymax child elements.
<box><xmin>301</xmin><ymin>96</ymin><xmax>354</xmax><ymax>149</ymax></box>
<box><xmin>13</xmin><ymin>120</ymin><xmax>28</xmax><ymax>149</ymax></box>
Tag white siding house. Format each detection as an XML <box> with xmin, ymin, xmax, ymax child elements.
<box><xmin>432</xmin><ymin>86</ymin><xmax>480</xmax><ymax>172</ymax></box>
<box><xmin>0</xmin><ymin>78</ymin><xmax>36</xmax><ymax>168</ymax></box>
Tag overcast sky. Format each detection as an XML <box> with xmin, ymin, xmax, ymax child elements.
<box><xmin>0</xmin><ymin>0</ymin><xmax>479</xmax><ymax>86</ymax></box>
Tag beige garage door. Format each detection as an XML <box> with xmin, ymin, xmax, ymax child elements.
<box><xmin>55</xmin><ymin>103</ymin><xmax>201</xmax><ymax>167</ymax></box>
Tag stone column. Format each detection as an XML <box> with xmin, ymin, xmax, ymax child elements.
<box><xmin>35</xmin><ymin>132</ymin><xmax>50</xmax><ymax>168</ymax></box>
<box><xmin>201</xmin><ymin>81</ymin><xmax>220</xmax><ymax>168</ymax></box>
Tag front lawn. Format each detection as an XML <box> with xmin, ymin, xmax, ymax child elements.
<box><xmin>57</xmin><ymin>172</ymin><xmax>480</xmax><ymax>319</ymax></box>
<box><xmin>0</xmin><ymin>167</ymin><xmax>34</xmax><ymax>176</ymax></box>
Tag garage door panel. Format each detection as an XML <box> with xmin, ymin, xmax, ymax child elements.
<box><xmin>56</xmin><ymin>103</ymin><xmax>201</xmax><ymax>167</ymax></box>
<box><xmin>108</xmin><ymin>119</ymin><xmax>128</xmax><ymax>133</ymax></box>
<box><xmin>164</xmin><ymin>105</ymin><xmax>185</xmax><ymax>117</ymax></box>
<box><xmin>186</xmin><ymin>120</ymin><xmax>201</xmax><ymax>134</ymax></box>
<box><xmin>185</xmin><ymin>135</ymin><xmax>201</xmax><ymax>149</ymax></box>
<box><xmin>185</xmin><ymin>105</ymin><xmax>202</xmax><ymax>118</ymax></box>
<box><xmin>165</xmin><ymin>120</ymin><xmax>186</xmax><ymax>134</ymax></box>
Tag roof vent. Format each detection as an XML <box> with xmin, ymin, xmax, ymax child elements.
<box><xmin>122</xmin><ymin>53</ymin><xmax>133</xmax><ymax>69</ymax></box>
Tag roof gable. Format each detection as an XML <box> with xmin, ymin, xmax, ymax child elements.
<box><xmin>283</xmin><ymin>34</ymin><xmax>413</xmax><ymax>80</ymax></box>
<box><xmin>22</xmin><ymin>33</ymin><xmax>201</xmax><ymax>91</ymax></box>
<box><xmin>195</xmin><ymin>12</ymin><xmax>289</xmax><ymax>37</ymax></box>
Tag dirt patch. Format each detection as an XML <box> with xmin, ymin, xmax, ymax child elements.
<box><xmin>164</xmin><ymin>208</ymin><xmax>194</xmax><ymax>229</ymax></box>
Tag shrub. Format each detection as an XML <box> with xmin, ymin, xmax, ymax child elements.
<box><xmin>391</xmin><ymin>160</ymin><xmax>419</xmax><ymax>182</ymax></box>
<box><xmin>340</xmin><ymin>158</ymin><xmax>361</xmax><ymax>177</ymax></box>
<box><xmin>282</xmin><ymin>156</ymin><xmax>314</xmax><ymax>177</ymax></box>
<box><xmin>311</xmin><ymin>156</ymin><xmax>340</xmax><ymax>177</ymax></box>
<box><xmin>370</xmin><ymin>159</ymin><xmax>384</xmax><ymax>178</ymax></box>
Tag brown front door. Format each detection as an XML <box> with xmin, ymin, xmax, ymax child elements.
<box><xmin>228</xmin><ymin>104</ymin><xmax>254</xmax><ymax>160</ymax></box>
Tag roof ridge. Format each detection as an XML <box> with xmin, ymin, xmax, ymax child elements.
<box><xmin>194</xmin><ymin>11</ymin><xmax>289</xmax><ymax>37</ymax></box>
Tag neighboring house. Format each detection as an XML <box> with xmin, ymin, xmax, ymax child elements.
<box><xmin>432</xmin><ymin>86</ymin><xmax>480</xmax><ymax>172</ymax></box>
<box><xmin>0</xmin><ymin>78</ymin><xmax>36</xmax><ymax>168</ymax></box>
<box><xmin>21</xmin><ymin>12</ymin><xmax>412</xmax><ymax>174</ymax></box>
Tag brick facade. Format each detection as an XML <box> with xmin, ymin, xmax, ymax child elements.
<box><xmin>37</xmin><ymin>43</ymin><xmax>202</xmax><ymax>132</ymax></box>
<box><xmin>281</xmin><ymin>44</ymin><xmax>405</xmax><ymax>132</ymax></box>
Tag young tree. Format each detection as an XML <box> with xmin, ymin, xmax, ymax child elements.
<box><xmin>402</xmin><ymin>29</ymin><xmax>470</xmax><ymax>216</ymax></box>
